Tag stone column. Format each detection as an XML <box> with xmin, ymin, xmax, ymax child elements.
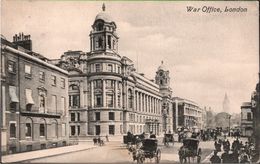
<box><xmin>115</xmin><ymin>81</ymin><xmax>118</xmax><ymax>108</ymax></box>
<box><xmin>103</xmin><ymin>79</ymin><xmax>106</xmax><ymax>107</ymax></box>
<box><xmin>133</xmin><ymin>90</ymin><xmax>136</xmax><ymax>111</ymax></box>
<box><xmin>80</xmin><ymin>81</ymin><xmax>84</xmax><ymax>108</ymax></box>
<box><xmin>136</xmin><ymin>92</ymin><xmax>139</xmax><ymax>112</ymax></box>
<box><xmin>91</xmin><ymin>81</ymin><xmax>94</xmax><ymax>107</ymax></box>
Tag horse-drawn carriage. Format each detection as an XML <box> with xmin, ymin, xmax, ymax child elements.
<box><xmin>178</xmin><ymin>138</ymin><xmax>201</xmax><ymax>163</ymax></box>
<box><xmin>129</xmin><ymin>138</ymin><xmax>161</xmax><ymax>164</ymax></box>
<box><xmin>163</xmin><ymin>133</ymin><xmax>174</xmax><ymax>146</ymax></box>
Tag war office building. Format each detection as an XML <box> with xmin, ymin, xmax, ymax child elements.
<box><xmin>54</xmin><ymin>5</ymin><xmax>174</xmax><ymax>138</ymax></box>
<box><xmin>1</xmin><ymin>34</ymin><xmax>69</xmax><ymax>154</ymax></box>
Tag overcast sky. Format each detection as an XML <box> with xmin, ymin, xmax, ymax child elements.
<box><xmin>2</xmin><ymin>1</ymin><xmax>259</xmax><ymax>114</ymax></box>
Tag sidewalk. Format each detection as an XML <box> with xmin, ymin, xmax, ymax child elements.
<box><xmin>2</xmin><ymin>142</ymin><xmax>97</xmax><ymax>163</ymax></box>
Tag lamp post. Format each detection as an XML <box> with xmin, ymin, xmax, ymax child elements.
<box><xmin>228</xmin><ymin>115</ymin><xmax>231</xmax><ymax>137</ymax></box>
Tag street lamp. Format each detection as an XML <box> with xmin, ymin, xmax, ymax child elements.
<box><xmin>228</xmin><ymin>114</ymin><xmax>231</xmax><ymax>137</ymax></box>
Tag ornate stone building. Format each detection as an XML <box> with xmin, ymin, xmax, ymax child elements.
<box><xmin>55</xmin><ymin>5</ymin><xmax>173</xmax><ymax>138</ymax></box>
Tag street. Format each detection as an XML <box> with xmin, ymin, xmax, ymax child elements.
<box><xmin>23</xmin><ymin>139</ymin><xmax>215</xmax><ymax>163</ymax></box>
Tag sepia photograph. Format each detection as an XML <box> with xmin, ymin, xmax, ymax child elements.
<box><xmin>0</xmin><ymin>0</ymin><xmax>259</xmax><ymax>163</ymax></box>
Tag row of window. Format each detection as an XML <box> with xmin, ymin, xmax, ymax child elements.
<box><xmin>9</xmin><ymin>121</ymin><xmax>66</xmax><ymax>138</ymax></box>
<box><xmin>6</xmin><ymin>60</ymin><xmax>65</xmax><ymax>88</ymax></box>
<box><xmin>89</xmin><ymin>63</ymin><xmax>121</xmax><ymax>74</ymax></box>
<box><xmin>70</xmin><ymin>113</ymin><xmax>80</xmax><ymax>122</ymax></box>
<box><xmin>94</xmin><ymin>125</ymin><xmax>115</xmax><ymax>135</ymax></box>
<box><xmin>94</xmin><ymin>112</ymin><xmax>115</xmax><ymax>121</ymax></box>
<box><xmin>8</xmin><ymin>86</ymin><xmax>66</xmax><ymax>114</ymax></box>
<box><xmin>92</xmin><ymin>35</ymin><xmax>117</xmax><ymax>51</ymax></box>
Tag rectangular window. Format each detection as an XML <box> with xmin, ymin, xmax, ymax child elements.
<box><xmin>108</xmin><ymin>35</ymin><xmax>111</xmax><ymax>49</ymax></box>
<box><xmin>78</xmin><ymin>126</ymin><xmax>80</xmax><ymax>135</ymax></box>
<box><xmin>61</xmin><ymin>78</ymin><xmax>65</xmax><ymax>88</ymax></box>
<box><xmin>25</xmin><ymin>123</ymin><xmax>32</xmax><ymax>137</ymax></box>
<box><xmin>118</xmin><ymin>95</ymin><xmax>121</xmax><ymax>108</ymax></box>
<box><xmin>107</xmin><ymin>64</ymin><xmax>113</xmax><ymax>72</ymax></box>
<box><xmin>39</xmin><ymin>71</ymin><xmax>45</xmax><ymax>81</ymax></box>
<box><xmin>8</xmin><ymin>60</ymin><xmax>16</xmax><ymax>73</ymax></box>
<box><xmin>95</xmin><ymin>94</ymin><xmax>102</xmax><ymax>107</ymax></box>
<box><xmin>71</xmin><ymin>113</ymin><xmax>75</xmax><ymax>121</ymax></box>
<box><xmin>109</xmin><ymin>125</ymin><xmax>115</xmax><ymax>135</ymax></box>
<box><xmin>109</xmin><ymin>112</ymin><xmax>115</xmax><ymax>121</ymax></box>
<box><xmin>71</xmin><ymin>126</ymin><xmax>75</xmax><ymax>136</ymax></box>
<box><xmin>95</xmin><ymin>112</ymin><xmax>100</xmax><ymax>121</ymax></box>
<box><xmin>247</xmin><ymin>113</ymin><xmax>252</xmax><ymax>121</ymax></box>
<box><xmin>69</xmin><ymin>95</ymin><xmax>80</xmax><ymax>107</ymax></box>
<box><xmin>51</xmin><ymin>75</ymin><xmax>56</xmax><ymax>86</ymax></box>
<box><xmin>25</xmin><ymin>64</ymin><xmax>31</xmax><ymax>77</ymax></box>
<box><xmin>95</xmin><ymin>125</ymin><xmax>100</xmax><ymax>135</ymax></box>
<box><xmin>77</xmin><ymin>113</ymin><xmax>80</xmax><ymax>121</ymax></box>
<box><xmin>40</xmin><ymin>124</ymin><xmax>45</xmax><ymax>136</ymax></box>
<box><xmin>107</xmin><ymin>94</ymin><xmax>113</xmax><ymax>107</ymax></box>
<box><xmin>10</xmin><ymin>123</ymin><xmax>16</xmax><ymax>138</ymax></box>
<box><xmin>95</xmin><ymin>64</ymin><xmax>101</xmax><ymax>72</ymax></box>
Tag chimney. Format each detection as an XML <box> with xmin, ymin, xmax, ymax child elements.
<box><xmin>13</xmin><ymin>33</ymin><xmax>32</xmax><ymax>51</ymax></box>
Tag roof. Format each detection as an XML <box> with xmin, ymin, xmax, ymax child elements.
<box><xmin>94</xmin><ymin>4</ymin><xmax>114</xmax><ymax>23</ymax></box>
<box><xmin>95</xmin><ymin>12</ymin><xmax>113</xmax><ymax>23</ymax></box>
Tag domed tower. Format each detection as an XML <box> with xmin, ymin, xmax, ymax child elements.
<box><xmin>89</xmin><ymin>3</ymin><xmax>119</xmax><ymax>54</ymax></box>
<box><xmin>155</xmin><ymin>61</ymin><xmax>172</xmax><ymax>97</ymax></box>
<box><xmin>87</xmin><ymin>4</ymin><xmax>123</xmax><ymax>136</ymax></box>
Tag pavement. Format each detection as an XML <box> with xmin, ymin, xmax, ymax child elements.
<box><xmin>2</xmin><ymin>141</ymin><xmax>98</xmax><ymax>163</ymax></box>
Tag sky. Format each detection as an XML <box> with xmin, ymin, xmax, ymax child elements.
<box><xmin>1</xmin><ymin>0</ymin><xmax>259</xmax><ymax>114</ymax></box>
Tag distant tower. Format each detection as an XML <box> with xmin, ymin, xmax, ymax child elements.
<box><xmin>223</xmin><ymin>93</ymin><xmax>230</xmax><ymax>113</ymax></box>
<box><xmin>155</xmin><ymin>61</ymin><xmax>172</xmax><ymax>97</ymax></box>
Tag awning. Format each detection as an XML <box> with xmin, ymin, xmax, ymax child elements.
<box><xmin>26</xmin><ymin>89</ymin><xmax>34</xmax><ymax>105</ymax></box>
<box><xmin>9</xmin><ymin>86</ymin><xmax>19</xmax><ymax>103</ymax></box>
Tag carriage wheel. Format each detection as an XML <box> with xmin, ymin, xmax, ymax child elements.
<box><xmin>155</xmin><ymin>149</ymin><xmax>161</xmax><ymax>163</ymax></box>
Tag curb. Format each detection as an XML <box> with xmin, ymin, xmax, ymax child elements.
<box><xmin>3</xmin><ymin>145</ymin><xmax>98</xmax><ymax>164</ymax></box>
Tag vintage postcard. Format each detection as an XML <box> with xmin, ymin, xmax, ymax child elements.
<box><xmin>0</xmin><ymin>0</ymin><xmax>259</xmax><ymax>163</ymax></box>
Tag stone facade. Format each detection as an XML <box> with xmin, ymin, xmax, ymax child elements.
<box><xmin>1</xmin><ymin>36</ymin><xmax>69</xmax><ymax>154</ymax></box>
<box><xmin>54</xmin><ymin>5</ymin><xmax>174</xmax><ymax>138</ymax></box>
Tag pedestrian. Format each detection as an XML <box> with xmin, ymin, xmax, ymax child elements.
<box><xmin>230</xmin><ymin>150</ymin><xmax>239</xmax><ymax>163</ymax></box>
<box><xmin>106</xmin><ymin>134</ymin><xmax>109</xmax><ymax>142</ymax></box>
<box><xmin>210</xmin><ymin>150</ymin><xmax>221</xmax><ymax>163</ymax></box>
<box><xmin>221</xmin><ymin>150</ymin><xmax>229</xmax><ymax>163</ymax></box>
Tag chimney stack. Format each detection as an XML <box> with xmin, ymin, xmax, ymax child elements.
<box><xmin>13</xmin><ymin>33</ymin><xmax>32</xmax><ymax>51</ymax></box>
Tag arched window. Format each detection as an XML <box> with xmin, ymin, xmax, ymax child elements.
<box><xmin>128</xmin><ymin>89</ymin><xmax>133</xmax><ymax>109</ymax></box>
<box><xmin>25</xmin><ymin>118</ymin><xmax>33</xmax><ymax>137</ymax></box>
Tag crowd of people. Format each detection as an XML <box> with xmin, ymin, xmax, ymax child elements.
<box><xmin>210</xmin><ymin>137</ymin><xmax>257</xmax><ymax>163</ymax></box>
